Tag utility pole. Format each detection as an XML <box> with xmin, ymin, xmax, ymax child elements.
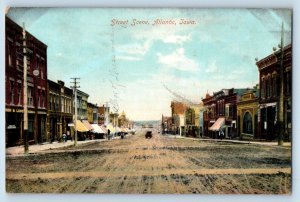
<box><xmin>22</xmin><ymin>22</ymin><xmax>29</xmax><ymax>154</ymax></box>
<box><xmin>278</xmin><ymin>22</ymin><xmax>284</xmax><ymax>146</ymax></box>
<box><xmin>71</xmin><ymin>78</ymin><xmax>80</xmax><ymax>146</ymax></box>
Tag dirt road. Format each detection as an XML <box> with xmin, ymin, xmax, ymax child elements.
<box><xmin>6</xmin><ymin>130</ymin><xmax>291</xmax><ymax>194</ymax></box>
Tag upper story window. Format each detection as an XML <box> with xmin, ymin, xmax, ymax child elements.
<box><xmin>17</xmin><ymin>82</ymin><xmax>21</xmax><ymax>105</ymax></box>
<box><xmin>10</xmin><ymin>80</ymin><xmax>14</xmax><ymax>104</ymax></box>
<box><xmin>28</xmin><ymin>86</ymin><xmax>33</xmax><ymax>107</ymax></box>
<box><xmin>7</xmin><ymin>38</ymin><xmax>13</xmax><ymax>67</ymax></box>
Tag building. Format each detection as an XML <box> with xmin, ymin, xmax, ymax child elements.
<box><xmin>5</xmin><ymin>16</ymin><xmax>48</xmax><ymax>146</ymax></box>
<box><xmin>256</xmin><ymin>44</ymin><xmax>292</xmax><ymax>141</ymax></box>
<box><xmin>170</xmin><ymin>101</ymin><xmax>187</xmax><ymax>135</ymax></box>
<box><xmin>161</xmin><ymin>115</ymin><xmax>173</xmax><ymax>134</ymax></box>
<box><xmin>202</xmin><ymin>88</ymin><xmax>248</xmax><ymax>139</ymax></box>
<box><xmin>47</xmin><ymin>80</ymin><xmax>73</xmax><ymax>142</ymax></box>
<box><xmin>184</xmin><ymin>103</ymin><xmax>203</xmax><ymax>138</ymax></box>
<box><xmin>237</xmin><ymin>86</ymin><xmax>259</xmax><ymax>140</ymax></box>
<box><xmin>76</xmin><ymin>90</ymin><xmax>89</xmax><ymax>120</ymax></box>
<box><xmin>87</xmin><ymin>102</ymin><xmax>98</xmax><ymax>124</ymax></box>
<box><xmin>118</xmin><ymin>111</ymin><xmax>130</xmax><ymax>128</ymax></box>
<box><xmin>98</xmin><ymin>104</ymin><xmax>109</xmax><ymax>125</ymax></box>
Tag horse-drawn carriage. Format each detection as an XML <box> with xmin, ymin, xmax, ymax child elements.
<box><xmin>145</xmin><ymin>130</ymin><xmax>152</xmax><ymax>139</ymax></box>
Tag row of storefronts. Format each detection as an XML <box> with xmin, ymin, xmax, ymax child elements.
<box><xmin>162</xmin><ymin>43</ymin><xmax>292</xmax><ymax>141</ymax></box>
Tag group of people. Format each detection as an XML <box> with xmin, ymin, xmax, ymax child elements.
<box><xmin>107</xmin><ymin>129</ymin><xmax>126</xmax><ymax>140</ymax></box>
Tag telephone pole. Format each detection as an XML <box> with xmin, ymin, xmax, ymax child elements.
<box><xmin>23</xmin><ymin>22</ymin><xmax>28</xmax><ymax>154</ymax></box>
<box><xmin>278</xmin><ymin>22</ymin><xmax>284</xmax><ymax>146</ymax></box>
<box><xmin>71</xmin><ymin>78</ymin><xmax>80</xmax><ymax>146</ymax></box>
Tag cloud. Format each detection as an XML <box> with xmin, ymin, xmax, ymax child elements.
<box><xmin>157</xmin><ymin>48</ymin><xmax>200</xmax><ymax>72</ymax></box>
<box><xmin>117</xmin><ymin>41</ymin><xmax>151</xmax><ymax>56</ymax></box>
<box><xmin>116</xmin><ymin>55</ymin><xmax>142</xmax><ymax>61</ymax></box>
<box><xmin>162</xmin><ymin>34</ymin><xmax>191</xmax><ymax>44</ymax></box>
<box><xmin>205</xmin><ymin>60</ymin><xmax>218</xmax><ymax>73</ymax></box>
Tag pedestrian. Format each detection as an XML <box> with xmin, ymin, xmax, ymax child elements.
<box><xmin>218</xmin><ymin>130</ymin><xmax>224</xmax><ymax>140</ymax></box>
<box><xmin>107</xmin><ymin>129</ymin><xmax>111</xmax><ymax>141</ymax></box>
<box><xmin>62</xmin><ymin>133</ymin><xmax>67</xmax><ymax>143</ymax></box>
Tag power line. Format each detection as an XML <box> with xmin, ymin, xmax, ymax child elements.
<box><xmin>162</xmin><ymin>82</ymin><xmax>197</xmax><ymax>106</ymax></box>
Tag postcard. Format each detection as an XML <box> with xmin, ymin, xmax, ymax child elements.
<box><xmin>5</xmin><ymin>8</ymin><xmax>292</xmax><ymax>194</ymax></box>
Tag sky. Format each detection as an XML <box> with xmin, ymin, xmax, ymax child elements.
<box><xmin>7</xmin><ymin>8</ymin><xmax>292</xmax><ymax>121</ymax></box>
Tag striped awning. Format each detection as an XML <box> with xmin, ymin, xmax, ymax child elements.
<box><xmin>91</xmin><ymin>124</ymin><xmax>106</xmax><ymax>134</ymax></box>
<box><xmin>209</xmin><ymin>117</ymin><xmax>225</xmax><ymax>131</ymax></box>
<box><xmin>100</xmin><ymin>125</ymin><xmax>107</xmax><ymax>134</ymax></box>
<box><xmin>75</xmin><ymin>120</ymin><xmax>89</xmax><ymax>132</ymax></box>
<box><xmin>82</xmin><ymin>120</ymin><xmax>93</xmax><ymax>131</ymax></box>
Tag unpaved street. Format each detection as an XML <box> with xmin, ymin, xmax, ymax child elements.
<box><xmin>6</xmin><ymin>130</ymin><xmax>291</xmax><ymax>194</ymax></box>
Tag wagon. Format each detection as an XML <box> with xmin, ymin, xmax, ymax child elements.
<box><xmin>145</xmin><ymin>131</ymin><xmax>152</xmax><ymax>139</ymax></box>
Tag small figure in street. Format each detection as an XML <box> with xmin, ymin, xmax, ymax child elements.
<box><xmin>218</xmin><ymin>130</ymin><xmax>224</xmax><ymax>140</ymax></box>
<box><xmin>107</xmin><ymin>129</ymin><xmax>111</xmax><ymax>141</ymax></box>
<box><xmin>121</xmin><ymin>132</ymin><xmax>124</xmax><ymax>139</ymax></box>
<box><xmin>62</xmin><ymin>133</ymin><xmax>67</xmax><ymax>143</ymax></box>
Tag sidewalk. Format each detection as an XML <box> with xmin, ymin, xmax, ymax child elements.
<box><xmin>167</xmin><ymin>134</ymin><xmax>291</xmax><ymax>147</ymax></box>
<box><xmin>6</xmin><ymin>139</ymin><xmax>107</xmax><ymax>157</ymax></box>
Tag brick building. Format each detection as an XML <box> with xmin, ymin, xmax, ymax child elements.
<box><xmin>5</xmin><ymin>16</ymin><xmax>48</xmax><ymax>146</ymax></box>
<box><xmin>256</xmin><ymin>44</ymin><xmax>292</xmax><ymax>141</ymax></box>
<box><xmin>202</xmin><ymin>88</ymin><xmax>248</xmax><ymax>139</ymax></box>
<box><xmin>47</xmin><ymin>80</ymin><xmax>73</xmax><ymax>142</ymax></box>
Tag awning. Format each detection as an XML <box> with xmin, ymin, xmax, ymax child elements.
<box><xmin>209</xmin><ymin>117</ymin><xmax>225</xmax><ymax>131</ymax></box>
<box><xmin>91</xmin><ymin>124</ymin><xmax>106</xmax><ymax>134</ymax></box>
<box><xmin>121</xmin><ymin>127</ymin><xmax>129</xmax><ymax>133</ymax></box>
<box><xmin>75</xmin><ymin>120</ymin><xmax>89</xmax><ymax>132</ymax></box>
<box><xmin>100</xmin><ymin>125</ymin><xmax>107</xmax><ymax>134</ymax></box>
<box><xmin>82</xmin><ymin>120</ymin><xmax>93</xmax><ymax>131</ymax></box>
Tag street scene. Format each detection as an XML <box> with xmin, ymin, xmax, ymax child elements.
<box><xmin>5</xmin><ymin>8</ymin><xmax>292</xmax><ymax>194</ymax></box>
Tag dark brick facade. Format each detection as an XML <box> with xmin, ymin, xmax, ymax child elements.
<box><xmin>5</xmin><ymin>16</ymin><xmax>48</xmax><ymax>146</ymax></box>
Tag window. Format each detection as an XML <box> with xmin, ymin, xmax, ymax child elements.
<box><xmin>225</xmin><ymin>104</ymin><xmax>233</xmax><ymax>118</ymax></box>
<box><xmin>273</xmin><ymin>75</ymin><xmax>277</xmax><ymax>97</ymax></box>
<box><xmin>17</xmin><ymin>83</ymin><xmax>21</xmax><ymax>105</ymax></box>
<box><xmin>41</xmin><ymin>58</ymin><xmax>45</xmax><ymax>79</ymax></box>
<box><xmin>61</xmin><ymin>97</ymin><xmax>64</xmax><ymax>112</ymax></box>
<box><xmin>15</xmin><ymin>42</ymin><xmax>23</xmax><ymax>71</ymax></box>
<box><xmin>7</xmin><ymin>39</ymin><xmax>13</xmax><ymax>66</ymax></box>
<box><xmin>229</xmin><ymin>105</ymin><xmax>233</xmax><ymax>117</ymax></box>
<box><xmin>261</xmin><ymin>78</ymin><xmax>265</xmax><ymax>99</ymax></box>
<box><xmin>28</xmin><ymin>87</ymin><xmax>33</xmax><ymax>107</ymax></box>
<box><xmin>243</xmin><ymin>112</ymin><xmax>253</xmax><ymax>134</ymax></box>
<box><xmin>41</xmin><ymin>91</ymin><xmax>45</xmax><ymax>108</ymax></box>
<box><xmin>38</xmin><ymin>90</ymin><xmax>41</xmax><ymax>107</ymax></box>
<box><xmin>10</xmin><ymin>80</ymin><xmax>14</xmax><ymax>104</ymax></box>
<box><xmin>286</xmin><ymin>70</ymin><xmax>291</xmax><ymax>95</ymax></box>
<box><xmin>49</xmin><ymin>95</ymin><xmax>52</xmax><ymax>110</ymax></box>
<box><xmin>266</xmin><ymin>77</ymin><xmax>272</xmax><ymax>98</ymax></box>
